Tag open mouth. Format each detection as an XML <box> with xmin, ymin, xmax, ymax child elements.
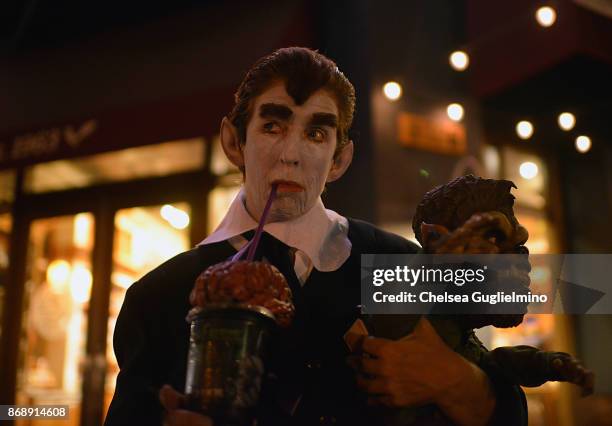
<box><xmin>272</xmin><ymin>180</ymin><xmax>304</xmax><ymax>193</ymax></box>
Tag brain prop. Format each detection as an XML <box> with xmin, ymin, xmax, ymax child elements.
<box><xmin>190</xmin><ymin>260</ymin><xmax>295</xmax><ymax>328</ymax></box>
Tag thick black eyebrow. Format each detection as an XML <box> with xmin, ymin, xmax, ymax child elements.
<box><xmin>259</xmin><ymin>103</ymin><xmax>293</xmax><ymax>121</ymax></box>
<box><xmin>309</xmin><ymin>113</ymin><xmax>337</xmax><ymax>128</ymax></box>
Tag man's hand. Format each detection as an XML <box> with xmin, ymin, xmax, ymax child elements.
<box><xmin>159</xmin><ymin>385</ymin><xmax>213</xmax><ymax>426</ymax></box>
<box><xmin>346</xmin><ymin>317</ymin><xmax>495</xmax><ymax>426</ymax></box>
<box><xmin>346</xmin><ymin>317</ymin><xmax>459</xmax><ymax>406</ymax></box>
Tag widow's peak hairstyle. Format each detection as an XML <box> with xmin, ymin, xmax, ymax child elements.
<box><xmin>228</xmin><ymin>47</ymin><xmax>356</xmax><ymax>158</ymax></box>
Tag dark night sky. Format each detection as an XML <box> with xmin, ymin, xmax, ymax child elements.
<box><xmin>1</xmin><ymin>0</ymin><xmax>221</xmax><ymax>53</ymax></box>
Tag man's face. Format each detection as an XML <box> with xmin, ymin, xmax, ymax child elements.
<box><xmin>241</xmin><ymin>82</ymin><xmax>340</xmax><ymax>222</ymax></box>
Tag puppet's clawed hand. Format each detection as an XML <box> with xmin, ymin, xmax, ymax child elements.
<box><xmin>422</xmin><ymin>211</ymin><xmax>528</xmax><ymax>254</ymax></box>
<box><xmin>552</xmin><ymin>354</ymin><xmax>595</xmax><ymax>396</ymax></box>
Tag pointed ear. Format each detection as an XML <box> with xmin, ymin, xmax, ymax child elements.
<box><xmin>220</xmin><ymin>117</ymin><xmax>244</xmax><ymax>168</ymax></box>
<box><xmin>420</xmin><ymin>222</ymin><xmax>450</xmax><ymax>247</ymax></box>
<box><xmin>326</xmin><ymin>141</ymin><xmax>354</xmax><ymax>183</ymax></box>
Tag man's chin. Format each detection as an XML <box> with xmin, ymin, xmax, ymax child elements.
<box><xmin>490</xmin><ymin>313</ymin><xmax>525</xmax><ymax>328</ymax></box>
<box><xmin>268</xmin><ymin>196</ymin><xmax>310</xmax><ymax>222</ymax></box>
<box><xmin>268</xmin><ymin>206</ymin><xmax>303</xmax><ymax>222</ymax></box>
<box><xmin>461</xmin><ymin>313</ymin><xmax>526</xmax><ymax>329</ymax></box>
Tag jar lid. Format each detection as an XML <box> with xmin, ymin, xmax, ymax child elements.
<box><xmin>187</xmin><ymin>303</ymin><xmax>276</xmax><ymax>323</ymax></box>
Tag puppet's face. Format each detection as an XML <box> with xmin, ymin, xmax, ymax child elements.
<box><xmin>421</xmin><ymin>211</ymin><xmax>531</xmax><ymax>328</ymax></box>
<box><xmin>240</xmin><ymin>82</ymin><xmax>348</xmax><ymax>222</ymax></box>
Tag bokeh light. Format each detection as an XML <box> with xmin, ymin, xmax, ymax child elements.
<box><xmin>519</xmin><ymin>161</ymin><xmax>539</xmax><ymax>179</ymax></box>
<box><xmin>536</xmin><ymin>6</ymin><xmax>556</xmax><ymax>27</ymax></box>
<box><xmin>47</xmin><ymin>259</ymin><xmax>72</xmax><ymax>294</ymax></box>
<box><xmin>575</xmin><ymin>135</ymin><xmax>592</xmax><ymax>153</ymax></box>
<box><xmin>383</xmin><ymin>81</ymin><xmax>402</xmax><ymax>101</ymax></box>
<box><xmin>449</xmin><ymin>51</ymin><xmax>469</xmax><ymax>71</ymax></box>
<box><xmin>447</xmin><ymin>103</ymin><xmax>464</xmax><ymax>122</ymax></box>
<box><xmin>161</xmin><ymin>204</ymin><xmax>190</xmax><ymax>229</ymax></box>
<box><xmin>516</xmin><ymin>121</ymin><xmax>534</xmax><ymax>139</ymax></box>
<box><xmin>558</xmin><ymin>112</ymin><xmax>575</xmax><ymax>131</ymax></box>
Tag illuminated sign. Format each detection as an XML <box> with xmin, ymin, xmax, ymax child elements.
<box><xmin>397</xmin><ymin>112</ymin><xmax>466</xmax><ymax>156</ymax></box>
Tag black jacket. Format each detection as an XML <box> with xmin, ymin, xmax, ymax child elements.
<box><xmin>104</xmin><ymin>219</ymin><xmax>527</xmax><ymax>426</ymax></box>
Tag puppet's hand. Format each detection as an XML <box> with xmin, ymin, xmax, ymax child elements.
<box><xmin>430</xmin><ymin>212</ymin><xmax>514</xmax><ymax>254</ymax></box>
<box><xmin>551</xmin><ymin>354</ymin><xmax>595</xmax><ymax>396</ymax></box>
<box><xmin>423</xmin><ymin>211</ymin><xmax>529</xmax><ymax>254</ymax></box>
<box><xmin>159</xmin><ymin>385</ymin><xmax>214</xmax><ymax>426</ymax></box>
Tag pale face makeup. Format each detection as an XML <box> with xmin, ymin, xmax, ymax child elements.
<box><xmin>241</xmin><ymin>82</ymin><xmax>340</xmax><ymax>222</ymax></box>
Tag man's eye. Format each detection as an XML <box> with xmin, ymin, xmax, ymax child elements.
<box><xmin>263</xmin><ymin>122</ymin><xmax>281</xmax><ymax>134</ymax></box>
<box><xmin>306</xmin><ymin>128</ymin><xmax>326</xmax><ymax>143</ymax></box>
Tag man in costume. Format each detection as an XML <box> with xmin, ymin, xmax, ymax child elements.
<box><xmin>105</xmin><ymin>47</ymin><xmax>526</xmax><ymax>426</ymax></box>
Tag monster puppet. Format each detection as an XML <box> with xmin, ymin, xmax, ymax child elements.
<box><xmin>412</xmin><ymin>174</ymin><xmax>594</xmax><ymax>394</ymax></box>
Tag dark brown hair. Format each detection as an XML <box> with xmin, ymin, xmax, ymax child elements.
<box><xmin>412</xmin><ymin>174</ymin><xmax>518</xmax><ymax>244</ymax></box>
<box><xmin>228</xmin><ymin>47</ymin><xmax>356</xmax><ymax>158</ymax></box>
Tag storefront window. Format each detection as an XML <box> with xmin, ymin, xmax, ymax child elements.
<box><xmin>208</xmin><ymin>185</ymin><xmax>241</xmax><ymax>234</ymax></box>
<box><xmin>477</xmin><ymin>146</ymin><xmax>571</xmax><ymax>425</ymax></box>
<box><xmin>0</xmin><ymin>169</ymin><xmax>15</xmax><ymax>364</ymax></box>
<box><xmin>0</xmin><ymin>170</ymin><xmax>16</xmax><ymax>205</ymax></box>
<box><xmin>378</xmin><ymin>222</ymin><xmax>420</xmax><ymax>246</ymax></box>
<box><xmin>16</xmin><ymin>213</ymin><xmax>94</xmax><ymax>426</ymax></box>
<box><xmin>493</xmin><ymin>145</ymin><xmax>556</xmax><ymax>351</ymax></box>
<box><xmin>208</xmin><ymin>132</ymin><xmax>242</xmax><ymax>232</ymax></box>
<box><xmin>24</xmin><ymin>138</ymin><xmax>205</xmax><ymax>193</ymax></box>
<box><xmin>105</xmin><ymin>203</ymin><xmax>191</xmax><ymax>414</ymax></box>
<box><xmin>0</xmin><ymin>213</ymin><xmax>11</xmax><ymax>353</ymax></box>
<box><xmin>210</xmin><ymin>135</ymin><xmax>240</xmax><ymax>177</ymax></box>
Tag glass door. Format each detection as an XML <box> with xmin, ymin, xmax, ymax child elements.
<box><xmin>15</xmin><ymin>203</ymin><xmax>194</xmax><ymax>425</ymax></box>
<box><xmin>104</xmin><ymin>203</ymin><xmax>192</xmax><ymax>416</ymax></box>
<box><xmin>16</xmin><ymin>213</ymin><xmax>95</xmax><ymax>426</ymax></box>
<box><xmin>3</xmin><ymin>138</ymin><xmax>210</xmax><ymax>425</ymax></box>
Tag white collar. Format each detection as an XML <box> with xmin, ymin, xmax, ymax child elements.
<box><xmin>199</xmin><ymin>188</ymin><xmax>351</xmax><ymax>272</ymax></box>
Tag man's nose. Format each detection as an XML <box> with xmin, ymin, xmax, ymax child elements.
<box><xmin>279</xmin><ymin>129</ymin><xmax>301</xmax><ymax>166</ymax></box>
<box><xmin>513</xmin><ymin>225</ymin><xmax>529</xmax><ymax>246</ymax></box>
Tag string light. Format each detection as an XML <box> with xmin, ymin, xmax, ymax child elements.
<box><xmin>383</xmin><ymin>81</ymin><xmax>402</xmax><ymax>101</ymax></box>
<box><xmin>449</xmin><ymin>51</ymin><xmax>469</xmax><ymax>71</ymax></box>
<box><xmin>536</xmin><ymin>6</ymin><xmax>557</xmax><ymax>27</ymax></box>
<box><xmin>516</xmin><ymin>121</ymin><xmax>534</xmax><ymax>139</ymax></box>
<box><xmin>575</xmin><ymin>136</ymin><xmax>591</xmax><ymax>153</ymax></box>
<box><xmin>558</xmin><ymin>112</ymin><xmax>575</xmax><ymax>131</ymax></box>
<box><xmin>446</xmin><ymin>103</ymin><xmax>465</xmax><ymax>122</ymax></box>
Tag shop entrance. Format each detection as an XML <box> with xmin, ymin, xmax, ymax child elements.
<box><xmin>2</xmin><ymin>171</ymin><xmax>210</xmax><ymax>426</ymax></box>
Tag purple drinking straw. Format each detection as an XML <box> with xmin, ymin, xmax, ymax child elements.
<box><xmin>231</xmin><ymin>184</ymin><xmax>278</xmax><ymax>262</ymax></box>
